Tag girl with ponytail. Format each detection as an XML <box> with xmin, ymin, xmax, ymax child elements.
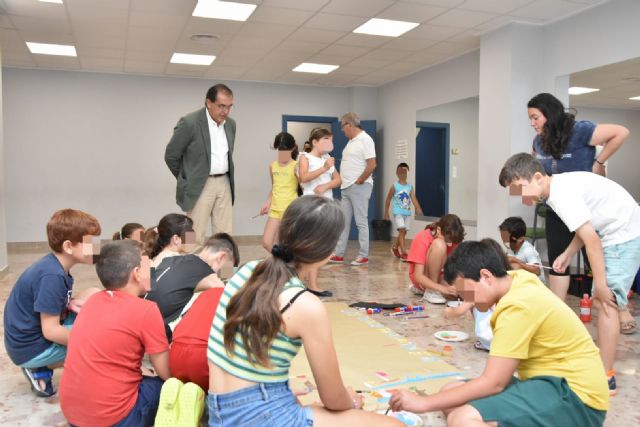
<box><xmin>207</xmin><ymin>196</ymin><xmax>401</xmax><ymax>427</ymax></box>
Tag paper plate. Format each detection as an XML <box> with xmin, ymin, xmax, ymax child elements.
<box><xmin>434</xmin><ymin>330</ymin><xmax>469</xmax><ymax>342</ymax></box>
<box><xmin>446</xmin><ymin>300</ymin><xmax>462</xmax><ymax>308</ymax></box>
<box><xmin>378</xmin><ymin>410</ymin><xmax>424</xmax><ymax>426</ymax></box>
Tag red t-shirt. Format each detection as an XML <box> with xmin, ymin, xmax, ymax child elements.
<box><xmin>171</xmin><ymin>287</ymin><xmax>223</xmax><ymax>346</ymax></box>
<box><xmin>407</xmin><ymin>229</ymin><xmax>457</xmax><ymax>286</ymax></box>
<box><xmin>60</xmin><ymin>290</ymin><xmax>168</xmax><ymax>427</ymax></box>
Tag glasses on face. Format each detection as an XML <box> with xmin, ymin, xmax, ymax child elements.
<box><xmin>340</xmin><ymin>122</ymin><xmax>348</xmax><ymax>128</ymax></box>
<box><xmin>214</xmin><ymin>103</ymin><xmax>233</xmax><ymax>112</ymax></box>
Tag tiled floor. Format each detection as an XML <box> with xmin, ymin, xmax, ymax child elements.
<box><xmin>1</xmin><ymin>239</ymin><xmax>638</xmax><ymax>426</ymax></box>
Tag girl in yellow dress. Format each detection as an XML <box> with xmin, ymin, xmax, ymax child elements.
<box><xmin>260</xmin><ymin>132</ymin><xmax>299</xmax><ymax>251</ymax></box>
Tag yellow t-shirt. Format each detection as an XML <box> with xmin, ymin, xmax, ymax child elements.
<box><xmin>270</xmin><ymin>160</ymin><xmax>298</xmax><ymax>215</ymax></box>
<box><xmin>490</xmin><ymin>270</ymin><xmax>609</xmax><ymax>411</ymax></box>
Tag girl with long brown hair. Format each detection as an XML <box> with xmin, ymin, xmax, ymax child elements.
<box><xmin>207</xmin><ymin>196</ymin><xmax>401</xmax><ymax>427</ymax></box>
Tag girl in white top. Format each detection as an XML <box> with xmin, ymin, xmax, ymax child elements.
<box><xmin>297</xmin><ymin>128</ymin><xmax>342</xmax><ymax>297</ymax></box>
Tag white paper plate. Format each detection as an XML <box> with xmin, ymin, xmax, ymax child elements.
<box><xmin>434</xmin><ymin>330</ymin><xmax>469</xmax><ymax>342</ymax></box>
<box><xmin>446</xmin><ymin>300</ymin><xmax>462</xmax><ymax>308</ymax></box>
<box><xmin>378</xmin><ymin>410</ymin><xmax>424</xmax><ymax>426</ymax></box>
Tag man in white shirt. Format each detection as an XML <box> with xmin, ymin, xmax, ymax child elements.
<box><xmin>165</xmin><ymin>84</ymin><xmax>236</xmax><ymax>244</ymax></box>
<box><xmin>329</xmin><ymin>112</ymin><xmax>376</xmax><ymax>266</ymax></box>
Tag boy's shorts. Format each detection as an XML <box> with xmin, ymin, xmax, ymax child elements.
<box><xmin>602</xmin><ymin>236</ymin><xmax>640</xmax><ymax>310</ymax></box>
<box><xmin>20</xmin><ymin>313</ymin><xmax>75</xmax><ymax>369</ymax></box>
<box><xmin>469</xmin><ymin>376</ymin><xmax>605</xmax><ymax>427</ymax></box>
<box><xmin>394</xmin><ymin>214</ymin><xmax>410</xmax><ymax>230</ymax></box>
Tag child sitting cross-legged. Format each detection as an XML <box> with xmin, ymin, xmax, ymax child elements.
<box><xmin>499</xmin><ymin>216</ymin><xmax>545</xmax><ymax>283</ymax></box>
<box><xmin>60</xmin><ymin>241</ymin><xmax>170</xmax><ymax>427</ymax></box>
<box><xmin>390</xmin><ymin>239</ymin><xmax>609</xmax><ymax>426</ymax></box>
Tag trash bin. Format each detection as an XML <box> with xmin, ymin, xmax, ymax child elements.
<box><xmin>371</xmin><ymin>219</ymin><xmax>391</xmax><ymax>241</ymax></box>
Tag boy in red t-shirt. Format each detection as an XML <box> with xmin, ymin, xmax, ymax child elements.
<box><xmin>407</xmin><ymin>214</ymin><xmax>465</xmax><ymax>303</ymax></box>
<box><xmin>60</xmin><ymin>241</ymin><xmax>170</xmax><ymax>427</ymax></box>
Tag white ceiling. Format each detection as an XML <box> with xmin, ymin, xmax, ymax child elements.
<box><xmin>570</xmin><ymin>57</ymin><xmax>640</xmax><ymax>111</ymax></box>
<box><xmin>0</xmin><ymin>0</ymin><xmax>608</xmax><ymax>86</ymax></box>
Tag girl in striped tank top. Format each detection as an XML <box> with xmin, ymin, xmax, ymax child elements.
<box><xmin>207</xmin><ymin>196</ymin><xmax>402</xmax><ymax>427</ymax></box>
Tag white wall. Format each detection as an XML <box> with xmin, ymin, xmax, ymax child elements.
<box><xmin>379</xmin><ymin>51</ymin><xmax>480</xmax><ymax>240</ymax></box>
<box><xmin>3</xmin><ymin>69</ymin><xmax>365</xmax><ymax>241</ymax></box>
<box><xmin>416</xmin><ymin>96</ymin><xmax>478</xmax><ymax>222</ymax></box>
<box><xmin>571</xmin><ymin>106</ymin><xmax>640</xmax><ymax>200</ymax></box>
<box><xmin>0</xmin><ymin>50</ymin><xmax>7</xmax><ymax>274</ymax></box>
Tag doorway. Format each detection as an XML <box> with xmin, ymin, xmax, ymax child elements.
<box><xmin>415</xmin><ymin>121</ymin><xmax>449</xmax><ymax>217</ymax></box>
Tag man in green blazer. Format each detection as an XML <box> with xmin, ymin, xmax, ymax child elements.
<box><xmin>165</xmin><ymin>84</ymin><xmax>236</xmax><ymax>244</ymax></box>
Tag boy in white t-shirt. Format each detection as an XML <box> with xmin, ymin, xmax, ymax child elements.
<box><xmin>499</xmin><ymin>153</ymin><xmax>640</xmax><ymax>396</ymax></box>
<box><xmin>499</xmin><ymin>216</ymin><xmax>545</xmax><ymax>282</ymax></box>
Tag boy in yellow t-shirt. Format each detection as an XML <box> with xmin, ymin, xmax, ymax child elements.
<box><xmin>389</xmin><ymin>240</ymin><xmax>609</xmax><ymax>427</ymax></box>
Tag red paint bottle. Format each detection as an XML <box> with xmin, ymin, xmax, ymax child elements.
<box><xmin>579</xmin><ymin>294</ymin><xmax>592</xmax><ymax>323</ymax></box>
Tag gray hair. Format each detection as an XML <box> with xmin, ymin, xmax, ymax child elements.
<box><xmin>498</xmin><ymin>153</ymin><xmax>547</xmax><ymax>187</ymax></box>
<box><xmin>341</xmin><ymin>112</ymin><xmax>361</xmax><ymax>128</ymax></box>
<box><xmin>96</xmin><ymin>241</ymin><xmax>141</xmax><ymax>289</ymax></box>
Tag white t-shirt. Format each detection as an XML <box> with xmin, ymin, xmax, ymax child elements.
<box><xmin>547</xmin><ymin>172</ymin><xmax>640</xmax><ymax>247</ymax></box>
<box><xmin>507</xmin><ymin>241</ymin><xmax>545</xmax><ymax>282</ymax></box>
<box><xmin>340</xmin><ymin>130</ymin><xmax>376</xmax><ymax>189</ymax></box>
<box><xmin>298</xmin><ymin>152</ymin><xmax>334</xmax><ymax>199</ymax></box>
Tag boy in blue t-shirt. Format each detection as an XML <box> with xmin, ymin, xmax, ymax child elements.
<box><xmin>3</xmin><ymin>209</ymin><xmax>102</xmax><ymax>397</ymax></box>
<box><xmin>384</xmin><ymin>163</ymin><xmax>423</xmax><ymax>260</ymax></box>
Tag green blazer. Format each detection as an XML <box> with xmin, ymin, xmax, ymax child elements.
<box><xmin>165</xmin><ymin>108</ymin><xmax>236</xmax><ymax>212</ymax></box>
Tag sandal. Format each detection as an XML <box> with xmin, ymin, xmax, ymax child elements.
<box><xmin>21</xmin><ymin>367</ymin><xmax>56</xmax><ymax>397</ymax></box>
<box><xmin>474</xmin><ymin>340</ymin><xmax>489</xmax><ymax>351</ymax></box>
<box><xmin>620</xmin><ymin>319</ymin><xmax>636</xmax><ymax>335</ymax></box>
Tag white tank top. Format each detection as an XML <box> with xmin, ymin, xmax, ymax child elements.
<box><xmin>299</xmin><ymin>152</ymin><xmax>334</xmax><ymax>199</ymax></box>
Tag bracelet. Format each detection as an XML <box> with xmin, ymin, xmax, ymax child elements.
<box><xmin>595</xmin><ymin>159</ymin><xmax>605</xmax><ymax>165</ymax></box>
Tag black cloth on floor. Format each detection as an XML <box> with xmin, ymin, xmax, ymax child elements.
<box><xmin>348</xmin><ymin>301</ymin><xmax>405</xmax><ymax>310</ymax></box>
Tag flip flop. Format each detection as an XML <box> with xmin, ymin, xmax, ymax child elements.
<box><xmin>620</xmin><ymin>319</ymin><xmax>636</xmax><ymax>335</ymax></box>
<box><xmin>21</xmin><ymin>367</ymin><xmax>56</xmax><ymax>397</ymax></box>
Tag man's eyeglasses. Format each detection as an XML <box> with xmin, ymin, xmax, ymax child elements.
<box><xmin>214</xmin><ymin>103</ymin><xmax>233</xmax><ymax>112</ymax></box>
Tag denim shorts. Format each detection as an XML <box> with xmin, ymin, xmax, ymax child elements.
<box><xmin>20</xmin><ymin>313</ymin><xmax>75</xmax><ymax>369</ymax></box>
<box><xmin>208</xmin><ymin>381</ymin><xmax>313</xmax><ymax>427</ymax></box>
<box><xmin>602</xmin><ymin>236</ymin><xmax>640</xmax><ymax>310</ymax></box>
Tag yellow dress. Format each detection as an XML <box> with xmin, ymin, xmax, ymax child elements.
<box><xmin>269</xmin><ymin>160</ymin><xmax>298</xmax><ymax>219</ymax></box>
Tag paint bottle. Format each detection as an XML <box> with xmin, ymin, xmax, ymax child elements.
<box><xmin>394</xmin><ymin>306</ymin><xmax>409</xmax><ymax>312</ymax></box>
<box><xmin>408</xmin><ymin>305</ymin><xmax>425</xmax><ymax>312</ymax></box>
<box><xmin>579</xmin><ymin>294</ymin><xmax>592</xmax><ymax>323</ymax></box>
<box><xmin>443</xmin><ymin>345</ymin><xmax>453</xmax><ymax>356</ymax></box>
<box><xmin>367</xmin><ymin>307</ymin><xmax>382</xmax><ymax>314</ymax></box>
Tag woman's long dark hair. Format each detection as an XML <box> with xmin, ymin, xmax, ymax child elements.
<box><xmin>145</xmin><ymin>214</ymin><xmax>193</xmax><ymax>259</ymax></box>
<box><xmin>224</xmin><ymin>196</ymin><xmax>343</xmax><ymax>366</ymax></box>
<box><xmin>527</xmin><ymin>93</ymin><xmax>576</xmax><ymax>160</ymax></box>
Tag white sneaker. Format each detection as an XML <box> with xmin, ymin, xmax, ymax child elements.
<box><xmin>408</xmin><ymin>284</ymin><xmax>425</xmax><ymax>296</ymax></box>
<box><xmin>423</xmin><ymin>291</ymin><xmax>446</xmax><ymax>304</ymax></box>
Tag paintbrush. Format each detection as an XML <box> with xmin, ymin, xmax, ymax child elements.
<box><xmin>385</xmin><ymin>407</ymin><xmax>391</xmax><ymax>415</ymax></box>
<box><xmin>526</xmin><ymin>263</ymin><xmax>554</xmax><ymax>270</ymax></box>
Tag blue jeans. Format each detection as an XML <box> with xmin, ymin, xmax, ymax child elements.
<box><xmin>335</xmin><ymin>183</ymin><xmax>372</xmax><ymax>258</ymax></box>
<box><xmin>112</xmin><ymin>376</ymin><xmax>164</xmax><ymax>427</ymax></box>
<box><xmin>208</xmin><ymin>381</ymin><xmax>313</xmax><ymax>427</ymax></box>
<box><xmin>602</xmin><ymin>236</ymin><xmax>640</xmax><ymax>310</ymax></box>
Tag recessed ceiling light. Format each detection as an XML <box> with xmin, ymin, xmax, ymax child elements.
<box><xmin>39</xmin><ymin>0</ymin><xmax>63</xmax><ymax>4</ymax></box>
<box><xmin>170</xmin><ymin>53</ymin><xmax>216</xmax><ymax>66</ymax></box>
<box><xmin>293</xmin><ymin>63</ymin><xmax>339</xmax><ymax>74</ymax></box>
<box><xmin>193</xmin><ymin>0</ymin><xmax>256</xmax><ymax>22</ymax></box>
<box><xmin>568</xmin><ymin>86</ymin><xmax>600</xmax><ymax>95</ymax></box>
<box><xmin>353</xmin><ymin>18</ymin><xmax>419</xmax><ymax>37</ymax></box>
<box><xmin>26</xmin><ymin>42</ymin><xmax>76</xmax><ymax>56</ymax></box>
<box><xmin>629</xmin><ymin>96</ymin><xmax>640</xmax><ymax>101</ymax></box>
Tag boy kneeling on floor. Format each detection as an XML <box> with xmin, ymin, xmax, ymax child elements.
<box><xmin>60</xmin><ymin>241</ymin><xmax>170</xmax><ymax>427</ymax></box>
<box><xmin>390</xmin><ymin>240</ymin><xmax>609</xmax><ymax>427</ymax></box>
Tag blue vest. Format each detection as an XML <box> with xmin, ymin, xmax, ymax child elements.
<box><xmin>533</xmin><ymin>120</ymin><xmax>597</xmax><ymax>175</ymax></box>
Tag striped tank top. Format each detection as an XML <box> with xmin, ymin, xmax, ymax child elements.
<box><xmin>207</xmin><ymin>260</ymin><xmax>306</xmax><ymax>383</ymax></box>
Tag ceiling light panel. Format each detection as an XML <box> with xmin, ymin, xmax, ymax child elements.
<box><xmin>353</xmin><ymin>18</ymin><xmax>419</xmax><ymax>37</ymax></box>
<box><xmin>170</xmin><ymin>53</ymin><xmax>216</xmax><ymax>65</ymax></box>
<box><xmin>293</xmin><ymin>63</ymin><xmax>339</xmax><ymax>74</ymax></box>
<box><xmin>568</xmin><ymin>86</ymin><xmax>600</xmax><ymax>95</ymax></box>
<box><xmin>193</xmin><ymin>0</ymin><xmax>257</xmax><ymax>22</ymax></box>
<box><xmin>26</xmin><ymin>42</ymin><xmax>76</xmax><ymax>56</ymax></box>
